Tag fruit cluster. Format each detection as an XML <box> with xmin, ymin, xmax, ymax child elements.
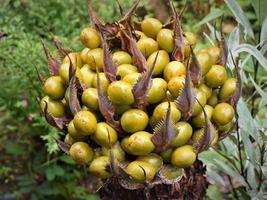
<box><xmin>39</xmin><ymin>2</ymin><xmax>240</xmax><ymax>186</ymax></box>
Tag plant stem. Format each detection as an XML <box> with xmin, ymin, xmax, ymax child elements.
<box><xmin>227</xmin><ymin>175</ymin><xmax>239</xmax><ymax>200</ymax></box>
<box><xmin>257</xmin><ymin>143</ymin><xmax>265</xmax><ymax>191</ymax></box>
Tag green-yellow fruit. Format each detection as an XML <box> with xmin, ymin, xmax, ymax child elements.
<box><xmin>40</xmin><ymin>96</ymin><xmax>65</xmax><ymax>117</ymax></box>
<box><xmin>43</xmin><ymin>76</ymin><xmax>65</xmax><ymax>100</ymax></box>
<box><xmin>123</xmin><ymin>72</ymin><xmax>141</xmax><ymax>86</ymax></box>
<box><xmin>170</xmin><ymin>122</ymin><xmax>193</xmax><ymax>147</ymax></box>
<box><xmin>79</xmin><ymin>65</ymin><xmax>95</xmax><ymax>88</ymax></box>
<box><xmin>171</xmin><ymin>145</ymin><xmax>196</xmax><ymax>168</ymax></box>
<box><xmin>80</xmin><ymin>27</ymin><xmax>101</xmax><ymax>49</ymax></box>
<box><xmin>93</xmin><ymin>122</ymin><xmax>118</xmax><ymax>147</ymax></box>
<box><xmin>73</xmin><ymin>111</ymin><xmax>97</xmax><ymax>135</ymax></box>
<box><xmin>92</xmin><ymin>72</ymin><xmax>109</xmax><ymax>93</ymax></box>
<box><xmin>167</xmin><ymin>76</ymin><xmax>185</xmax><ymax>98</ymax></box>
<box><xmin>192</xmin><ymin>127</ymin><xmax>219</xmax><ymax>146</ymax></box>
<box><xmin>137</xmin><ymin>37</ymin><xmax>159</xmax><ymax>58</ymax></box>
<box><xmin>114</xmin><ymin>104</ymin><xmax>131</xmax><ymax>115</ymax></box>
<box><xmin>86</xmin><ymin>48</ymin><xmax>103</xmax><ymax>71</ymax></box>
<box><xmin>219</xmin><ymin>78</ymin><xmax>237</xmax><ymax>100</ymax></box>
<box><xmin>101</xmin><ymin>143</ymin><xmax>126</xmax><ymax>162</ymax></box>
<box><xmin>88</xmin><ymin>156</ymin><xmax>112</xmax><ymax>178</ymax></box>
<box><xmin>82</xmin><ymin>88</ymin><xmax>99</xmax><ymax>111</ymax></box>
<box><xmin>137</xmin><ymin>154</ymin><xmax>163</xmax><ymax>171</ymax></box>
<box><xmin>112</xmin><ymin>51</ymin><xmax>132</xmax><ymax>65</ymax></box>
<box><xmin>147</xmin><ymin>50</ymin><xmax>170</xmax><ymax>76</ymax></box>
<box><xmin>64</xmin><ymin>134</ymin><xmax>75</xmax><ymax>145</ymax></box>
<box><xmin>127</xmin><ymin>131</ymin><xmax>155</xmax><ymax>156</ymax></box>
<box><xmin>107</xmin><ymin>81</ymin><xmax>134</xmax><ymax>105</ymax></box>
<box><xmin>164</xmin><ymin>61</ymin><xmax>186</xmax><ymax>82</ymax></box>
<box><xmin>69</xmin><ymin>142</ymin><xmax>94</xmax><ymax>164</ymax></box>
<box><xmin>212</xmin><ymin>103</ymin><xmax>235</xmax><ymax>125</ymax></box>
<box><xmin>196</xmin><ymin>52</ymin><xmax>212</xmax><ymax>75</ymax></box>
<box><xmin>120</xmin><ymin>109</ymin><xmax>149</xmax><ymax>133</ymax></box>
<box><xmin>126</xmin><ymin>160</ymin><xmax>156</xmax><ymax>182</ymax></box>
<box><xmin>67</xmin><ymin>120</ymin><xmax>86</xmax><ymax>140</ymax></box>
<box><xmin>117</xmin><ymin>64</ymin><xmax>138</xmax><ymax>79</ymax></box>
<box><xmin>205</xmin><ymin>65</ymin><xmax>227</xmax><ymax>88</ymax></box>
<box><xmin>160</xmin><ymin>148</ymin><xmax>173</xmax><ymax>163</ymax></box>
<box><xmin>191</xmin><ymin>105</ymin><xmax>213</xmax><ymax>128</ymax></box>
<box><xmin>198</xmin><ymin>83</ymin><xmax>212</xmax><ymax>99</ymax></box>
<box><xmin>192</xmin><ymin>89</ymin><xmax>207</xmax><ymax>116</ymax></box>
<box><xmin>157</xmin><ymin>28</ymin><xmax>173</xmax><ymax>53</ymax></box>
<box><xmin>80</xmin><ymin>48</ymin><xmax>90</xmax><ymax>64</ymax></box>
<box><xmin>141</xmin><ymin>17</ymin><xmax>162</xmax><ymax>38</ymax></box>
<box><xmin>208</xmin><ymin>47</ymin><xmax>220</xmax><ymax>65</ymax></box>
<box><xmin>207</xmin><ymin>89</ymin><xmax>219</xmax><ymax>107</ymax></box>
<box><xmin>148</xmin><ymin>78</ymin><xmax>167</xmax><ymax>104</ymax></box>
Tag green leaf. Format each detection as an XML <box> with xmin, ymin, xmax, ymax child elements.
<box><xmin>250</xmin><ymin>0</ymin><xmax>267</xmax><ymax>24</ymax></box>
<box><xmin>45</xmin><ymin>164</ymin><xmax>65</xmax><ymax>181</ymax></box>
<box><xmin>260</xmin><ymin>17</ymin><xmax>267</xmax><ymax>53</ymax></box>
<box><xmin>59</xmin><ymin>155</ymin><xmax>76</xmax><ymax>165</ymax></box>
<box><xmin>206</xmin><ymin>167</ymin><xmax>226</xmax><ymax>186</ymax></box>
<box><xmin>5</xmin><ymin>141</ymin><xmax>25</xmax><ymax>156</ymax></box>
<box><xmin>240</xmin><ymin>129</ymin><xmax>256</xmax><ymax>165</ymax></box>
<box><xmin>225</xmin><ymin>0</ymin><xmax>254</xmax><ymax>38</ymax></box>
<box><xmin>234</xmin><ymin>44</ymin><xmax>267</xmax><ymax>71</ymax></box>
<box><xmin>249</xmin><ymin>75</ymin><xmax>267</xmax><ymax>108</ymax></box>
<box><xmin>195</xmin><ymin>8</ymin><xmax>223</xmax><ymax>27</ymax></box>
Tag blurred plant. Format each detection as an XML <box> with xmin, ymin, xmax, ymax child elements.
<box><xmin>196</xmin><ymin>0</ymin><xmax>267</xmax><ymax>199</ymax></box>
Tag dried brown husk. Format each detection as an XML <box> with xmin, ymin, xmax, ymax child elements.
<box><xmin>69</xmin><ymin>74</ymin><xmax>82</xmax><ymax>115</ymax></box>
<box><xmin>151</xmin><ymin>101</ymin><xmax>177</xmax><ymax>152</ymax></box>
<box><xmin>51</xmin><ymin>35</ymin><xmax>70</xmax><ymax>61</ymax></box>
<box><xmin>216</xmin><ymin>17</ymin><xmax>228</xmax><ymax>66</ymax></box>
<box><xmin>34</xmin><ymin>65</ymin><xmax>45</xmax><ymax>85</ymax></box>
<box><xmin>54</xmin><ymin>137</ymin><xmax>70</xmax><ymax>154</ymax></box>
<box><xmin>175</xmin><ymin>59</ymin><xmax>195</xmax><ymax>121</ymax></box>
<box><xmin>41</xmin><ymin>39</ymin><xmax>60</xmax><ymax>76</ymax></box>
<box><xmin>189</xmin><ymin>46</ymin><xmax>202</xmax><ymax>87</ymax></box>
<box><xmin>158</xmin><ymin>164</ymin><xmax>184</xmax><ymax>185</ymax></box>
<box><xmin>132</xmin><ymin>51</ymin><xmax>158</xmax><ymax>110</ymax></box>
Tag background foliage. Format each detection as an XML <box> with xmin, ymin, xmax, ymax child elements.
<box><xmin>0</xmin><ymin>0</ymin><xmax>266</xmax><ymax>199</ymax></box>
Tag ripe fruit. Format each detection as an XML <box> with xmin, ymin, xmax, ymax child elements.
<box><xmin>43</xmin><ymin>76</ymin><xmax>65</xmax><ymax>100</ymax></box>
<box><xmin>120</xmin><ymin>109</ymin><xmax>149</xmax><ymax>133</ymax></box>
<box><xmin>141</xmin><ymin>17</ymin><xmax>162</xmax><ymax>38</ymax></box>
<box><xmin>168</xmin><ymin>76</ymin><xmax>185</xmax><ymax>98</ymax></box>
<box><xmin>82</xmin><ymin>88</ymin><xmax>99</xmax><ymax>111</ymax></box>
<box><xmin>191</xmin><ymin>105</ymin><xmax>213</xmax><ymax>128</ymax></box>
<box><xmin>171</xmin><ymin>122</ymin><xmax>193</xmax><ymax>147</ymax></box>
<box><xmin>219</xmin><ymin>78</ymin><xmax>237</xmax><ymax>99</ymax></box>
<box><xmin>127</xmin><ymin>131</ymin><xmax>155</xmax><ymax>156</ymax></box>
<box><xmin>86</xmin><ymin>48</ymin><xmax>104</xmax><ymax>71</ymax></box>
<box><xmin>117</xmin><ymin>64</ymin><xmax>138</xmax><ymax>78</ymax></box>
<box><xmin>205</xmin><ymin>65</ymin><xmax>227</xmax><ymax>88</ymax></box>
<box><xmin>101</xmin><ymin>143</ymin><xmax>125</xmax><ymax>162</ymax></box>
<box><xmin>40</xmin><ymin>96</ymin><xmax>65</xmax><ymax>117</ymax></box>
<box><xmin>73</xmin><ymin>111</ymin><xmax>97</xmax><ymax>135</ymax></box>
<box><xmin>69</xmin><ymin>142</ymin><xmax>94</xmax><ymax>164</ymax></box>
<box><xmin>123</xmin><ymin>72</ymin><xmax>141</xmax><ymax>86</ymax></box>
<box><xmin>164</xmin><ymin>61</ymin><xmax>186</xmax><ymax>82</ymax></box>
<box><xmin>137</xmin><ymin>37</ymin><xmax>159</xmax><ymax>58</ymax></box>
<box><xmin>171</xmin><ymin>145</ymin><xmax>196</xmax><ymax>168</ymax></box>
<box><xmin>88</xmin><ymin>156</ymin><xmax>112</xmax><ymax>178</ymax></box>
<box><xmin>192</xmin><ymin>128</ymin><xmax>219</xmax><ymax>146</ymax></box>
<box><xmin>80</xmin><ymin>27</ymin><xmax>101</xmax><ymax>49</ymax></box>
<box><xmin>148</xmin><ymin>78</ymin><xmax>167</xmax><ymax>104</ymax></box>
<box><xmin>157</xmin><ymin>29</ymin><xmax>173</xmax><ymax>53</ymax></box>
<box><xmin>137</xmin><ymin>154</ymin><xmax>163</xmax><ymax>170</ymax></box>
<box><xmin>93</xmin><ymin>122</ymin><xmax>118</xmax><ymax>147</ymax></box>
<box><xmin>92</xmin><ymin>72</ymin><xmax>109</xmax><ymax>92</ymax></box>
<box><xmin>147</xmin><ymin>50</ymin><xmax>170</xmax><ymax>76</ymax></box>
<box><xmin>112</xmin><ymin>51</ymin><xmax>132</xmax><ymax>65</ymax></box>
<box><xmin>192</xmin><ymin>89</ymin><xmax>207</xmax><ymax>116</ymax></box>
<box><xmin>207</xmin><ymin>47</ymin><xmax>220</xmax><ymax>65</ymax></box>
<box><xmin>196</xmin><ymin>52</ymin><xmax>212</xmax><ymax>75</ymax></box>
<box><xmin>67</xmin><ymin>120</ymin><xmax>86</xmax><ymax>140</ymax></box>
<box><xmin>107</xmin><ymin>81</ymin><xmax>134</xmax><ymax>105</ymax></box>
<box><xmin>79</xmin><ymin>65</ymin><xmax>95</xmax><ymax>88</ymax></box>
<box><xmin>126</xmin><ymin>160</ymin><xmax>156</xmax><ymax>182</ymax></box>
<box><xmin>212</xmin><ymin>103</ymin><xmax>235</xmax><ymax>125</ymax></box>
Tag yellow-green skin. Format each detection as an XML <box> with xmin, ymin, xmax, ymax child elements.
<box><xmin>137</xmin><ymin>154</ymin><xmax>163</xmax><ymax>171</ymax></box>
<box><xmin>208</xmin><ymin>47</ymin><xmax>220</xmax><ymax>65</ymax></box>
<box><xmin>69</xmin><ymin>142</ymin><xmax>94</xmax><ymax>164</ymax></box>
<box><xmin>93</xmin><ymin>122</ymin><xmax>118</xmax><ymax>148</ymax></box>
<box><xmin>192</xmin><ymin>89</ymin><xmax>207</xmax><ymax>116</ymax></box>
<box><xmin>40</xmin><ymin>96</ymin><xmax>66</xmax><ymax>117</ymax></box>
<box><xmin>191</xmin><ymin>105</ymin><xmax>214</xmax><ymax>128</ymax></box>
<box><xmin>126</xmin><ymin>160</ymin><xmax>156</xmax><ymax>183</ymax></box>
<box><xmin>62</xmin><ymin>52</ymin><xmax>83</xmax><ymax>68</ymax></box>
<box><xmin>207</xmin><ymin>89</ymin><xmax>219</xmax><ymax>107</ymax></box>
<box><xmin>135</xmin><ymin>30</ymin><xmax>147</xmax><ymax>39</ymax></box>
<box><xmin>80</xmin><ymin>48</ymin><xmax>90</xmax><ymax>64</ymax></box>
<box><xmin>157</xmin><ymin>28</ymin><xmax>173</xmax><ymax>53</ymax></box>
<box><xmin>127</xmin><ymin>131</ymin><xmax>155</xmax><ymax>156</ymax></box>
<box><xmin>88</xmin><ymin>156</ymin><xmax>112</xmax><ymax>178</ymax></box>
<box><xmin>112</xmin><ymin>51</ymin><xmax>132</xmax><ymax>65</ymax></box>
<box><xmin>67</xmin><ymin>120</ymin><xmax>86</xmax><ymax>140</ymax></box>
<box><xmin>164</xmin><ymin>61</ymin><xmax>186</xmax><ymax>82</ymax></box>
<box><xmin>198</xmin><ymin>83</ymin><xmax>212</xmax><ymax>99</ymax></box>
<box><xmin>216</xmin><ymin>122</ymin><xmax>232</xmax><ymax>133</ymax></box>
<box><xmin>152</xmin><ymin>102</ymin><xmax>181</xmax><ymax>126</ymax></box>
<box><xmin>117</xmin><ymin>64</ymin><xmax>138</xmax><ymax>79</ymax></box>
<box><xmin>120</xmin><ymin>109</ymin><xmax>149</xmax><ymax>133</ymax></box>
<box><xmin>148</xmin><ymin>78</ymin><xmax>167</xmax><ymax>104</ymax></box>
<box><xmin>171</xmin><ymin>145</ymin><xmax>196</xmax><ymax>168</ymax></box>
<box><xmin>192</xmin><ymin>127</ymin><xmax>219</xmax><ymax>146</ymax></box>
<box><xmin>82</xmin><ymin>88</ymin><xmax>99</xmax><ymax>111</ymax></box>
<box><xmin>147</xmin><ymin>50</ymin><xmax>170</xmax><ymax>76</ymax></box>
<box><xmin>101</xmin><ymin>143</ymin><xmax>126</xmax><ymax>162</ymax></box>
<box><xmin>219</xmin><ymin>78</ymin><xmax>237</xmax><ymax>100</ymax></box>
<box><xmin>212</xmin><ymin>103</ymin><xmax>235</xmax><ymax>125</ymax></box>
<box><xmin>170</xmin><ymin>122</ymin><xmax>193</xmax><ymax>147</ymax></box>
<box><xmin>141</xmin><ymin>17</ymin><xmax>162</xmax><ymax>39</ymax></box>
<box><xmin>73</xmin><ymin>111</ymin><xmax>97</xmax><ymax>135</ymax></box>
<box><xmin>205</xmin><ymin>65</ymin><xmax>227</xmax><ymax>88</ymax></box>
<box><xmin>80</xmin><ymin>27</ymin><xmax>101</xmax><ymax>49</ymax></box>
<box><xmin>121</xmin><ymin>136</ymin><xmax>131</xmax><ymax>154</ymax></box>
<box><xmin>137</xmin><ymin>37</ymin><xmax>159</xmax><ymax>58</ymax></box>
<box><xmin>114</xmin><ymin>104</ymin><xmax>131</xmax><ymax>115</ymax></box>
<box><xmin>64</xmin><ymin>134</ymin><xmax>75</xmax><ymax>145</ymax></box>
<box><xmin>79</xmin><ymin>65</ymin><xmax>95</xmax><ymax>88</ymax></box>
<box><xmin>107</xmin><ymin>81</ymin><xmax>134</xmax><ymax>105</ymax></box>
<box><xmin>92</xmin><ymin>72</ymin><xmax>109</xmax><ymax>93</ymax></box>
<box><xmin>167</xmin><ymin>76</ymin><xmax>185</xmax><ymax>98</ymax></box>
<box><xmin>160</xmin><ymin>148</ymin><xmax>173</xmax><ymax>163</ymax></box>
<box><xmin>196</xmin><ymin>52</ymin><xmax>212</xmax><ymax>75</ymax></box>
<box><xmin>43</xmin><ymin>76</ymin><xmax>66</xmax><ymax>100</ymax></box>
<box><xmin>86</xmin><ymin>48</ymin><xmax>104</xmax><ymax>71</ymax></box>
<box><xmin>123</xmin><ymin>72</ymin><xmax>141</xmax><ymax>86</ymax></box>
<box><xmin>184</xmin><ymin>32</ymin><xmax>197</xmax><ymax>57</ymax></box>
